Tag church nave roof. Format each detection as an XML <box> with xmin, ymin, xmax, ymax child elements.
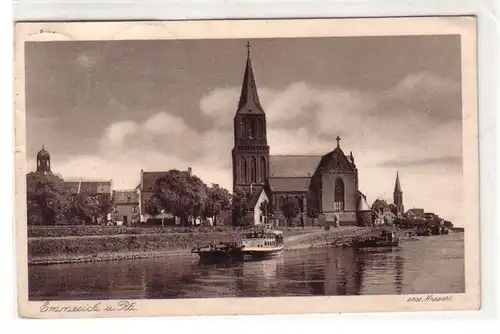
<box><xmin>268</xmin><ymin>177</ymin><xmax>311</xmax><ymax>193</ymax></box>
<box><xmin>269</xmin><ymin>155</ymin><xmax>323</xmax><ymax>178</ymax></box>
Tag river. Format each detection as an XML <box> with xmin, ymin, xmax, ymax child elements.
<box><xmin>29</xmin><ymin>232</ymin><xmax>464</xmax><ymax>300</ymax></box>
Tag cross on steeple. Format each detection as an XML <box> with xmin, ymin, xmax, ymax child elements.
<box><xmin>236</xmin><ymin>40</ymin><xmax>264</xmax><ymax>114</ymax></box>
<box><xmin>336</xmin><ymin>136</ymin><xmax>341</xmax><ymax>148</ymax></box>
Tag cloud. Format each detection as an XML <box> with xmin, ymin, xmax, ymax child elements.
<box><xmin>377</xmin><ymin>156</ymin><xmax>462</xmax><ymax>168</ymax></box>
<box><xmin>101</xmin><ymin>121</ymin><xmax>138</xmax><ymax>148</ymax></box>
<box><xmin>389</xmin><ymin>72</ymin><xmax>460</xmax><ymax>98</ymax></box>
<box><xmin>143</xmin><ymin>112</ymin><xmax>193</xmax><ymax>136</ymax></box>
<box><xmin>44</xmin><ymin>111</ymin><xmax>233</xmax><ymax>190</ymax></box>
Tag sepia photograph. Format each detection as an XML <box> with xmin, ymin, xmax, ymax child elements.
<box><xmin>14</xmin><ymin>18</ymin><xmax>480</xmax><ymax>317</ymax></box>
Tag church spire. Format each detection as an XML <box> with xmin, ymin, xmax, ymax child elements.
<box><xmin>394</xmin><ymin>171</ymin><xmax>402</xmax><ymax>193</ymax></box>
<box><xmin>237</xmin><ymin>40</ymin><xmax>264</xmax><ymax>114</ymax></box>
<box><xmin>393</xmin><ymin>171</ymin><xmax>404</xmax><ymax>216</ymax></box>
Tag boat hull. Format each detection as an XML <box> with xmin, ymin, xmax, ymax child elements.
<box><xmin>355</xmin><ymin>238</ymin><xmax>399</xmax><ymax>248</ymax></box>
<box><xmin>240</xmin><ymin>246</ymin><xmax>284</xmax><ymax>260</ymax></box>
<box><xmin>193</xmin><ymin>246</ymin><xmax>284</xmax><ymax>262</ymax></box>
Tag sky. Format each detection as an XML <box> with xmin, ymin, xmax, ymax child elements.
<box><xmin>24</xmin><ymin>35</ymin><xmax>464</xmax><ymax>226</ymax></box>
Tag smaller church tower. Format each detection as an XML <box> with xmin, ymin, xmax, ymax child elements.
<box><xmin>393</xmin><ymin>171</ymin><xmax>404</xmax><ymax>216</ymax></box>
<box><xmin>36</xmin><ymin>145</ymin><xmax>51</xmax><ymax>174</ymax></box>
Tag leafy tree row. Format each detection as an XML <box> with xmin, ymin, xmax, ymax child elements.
<box><xmin>27</xmin><ymin>169</ymin><xmax>241</xmax><ymax>226</ymax></box>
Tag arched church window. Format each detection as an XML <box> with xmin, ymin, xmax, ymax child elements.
<box><xmin>37</xmin><ymin>160</ymin><xmax>40</xmax><ymax>167</ymax></box>
<box><xmin>247</xmin><ymin>118</ymin><xmax>255</xmax><ymax>139</ymax></box>
<box><xmin>334</xmin><ymin>178</ymin><xmax>345</xmax><ymax>211</ymax></box>
<box><xmin>241</xmin><ymin>157</ymin><xmax>248</xmax><ymax>183</ymax></box>
<box><xmin>250</xmin><ymin>156</ymin><xmax>257</xmax><ymax>183</ymax></box>
<box><xmin>260</xmin><ymin>156</ymin><xmax>267</xmax><ymax>182</ymax></box>
<box><xmin>258</xmin><ymin>119</ymin><xmax>264</xmax><ymax>139</ymax></box>
<box><xmin>240</xmin><ymin>120</ymin><xmax>246</xmax><ymax>138</ymax></box>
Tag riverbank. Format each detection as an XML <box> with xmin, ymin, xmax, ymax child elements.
<box><xmin>28</xmin><ymin>226</ymin><xmax>374</xmax><ymax>265</ymax></box>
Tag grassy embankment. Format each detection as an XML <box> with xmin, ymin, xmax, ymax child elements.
<box><xmin>27</xmin><ymin>225</ymin><xmax>375</xmax><ymax>265</ymax></box>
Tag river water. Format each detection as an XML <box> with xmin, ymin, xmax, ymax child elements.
<box><xmin>29</xmin><ymin>232</ymin><xmax>464</xmax><ymax>300</ymax></box>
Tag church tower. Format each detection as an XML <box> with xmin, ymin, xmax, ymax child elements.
<box><xmin>232</xmin><ymin>41</ymin><xmax>270</xmax><ymax>195</ymax></box>
<box><xmin>36</xmin><ymin>145</ymin><xmax>51</xmax><ymax>174</ymax></box>
<box><xmin>393</xmin><ymin>171</ymin><xmax>404</xmax><ymax>216</ymax></box>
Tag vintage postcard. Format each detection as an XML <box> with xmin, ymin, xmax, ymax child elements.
<box><xmin>14</xmin><ymin>17</ymin><xmax>480</xmax><ymax>318</ymax></box>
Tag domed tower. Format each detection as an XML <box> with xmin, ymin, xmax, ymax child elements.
<box><xmin>36</xmin><ymin>145</ymin><xmax>51</xmax><ymax>173</ymax></box>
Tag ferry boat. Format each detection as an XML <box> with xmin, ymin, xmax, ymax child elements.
<box><xmin>191</xmin><ymin>224</ymin><xmax>284</xmax><ymax>262</ymax></box>
<box><xmin>240</xmin><ymin>225</ymin><xmax>284</xmax><ymax>260</ymax></box>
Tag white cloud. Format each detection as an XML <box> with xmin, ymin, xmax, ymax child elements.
<box><xmin>102</xmin><ymin>121</ymin><xmax>138</xmax><ymax>148</ymax></box>
<box><xmin>143</xmin><ymin>112</ymin><xmax>194</xmax><ymax>137</ymax></box>
<box><xmin>199</xmin><ymin>87</ymin><xmax>237</xmax><ymax>125</ymax></box>
<box><xmin>390</xmin><ymin>71</ymin><xmax>460</xmax><ymax>98</ymax></box>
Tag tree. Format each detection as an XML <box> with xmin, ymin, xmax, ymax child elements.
<box><xmin>66</xmin><ymin>193</ymin><xmax>93</xmax><ymax>225</ymax></box>
<box><xmin>144</xmin><ymin>196</ymin><xmax>162</xmax><ymax>217</ymax></box>
<box><xmin>308</xmin><ymin>207</ymin><xmax>319</xmax><ymax>218</ymax></box>
<box><xmin>204</xmin><ymin>184</ymin><xmax>231</xmax><ymax>226</ymax></box>
<box><xmin>26</xmin><ymin>172</ymin><xmax>68</xmax><ymax>225</ymax></box>
<box><xmin>371</xmin><ymin>199</ymin><xmax>389</xmax><ymax>213</ymax></box>
<box><xmin>280</xmin><ymin>196</ymin><xmax>300</xmax><ymax>227</ymax></box>
<box><xmin>65</xmin><ymin>191</ymin><xmax>113</xmax><ymax>225</ymax></box>
<box><xmin>95</xmin><ymin>193</ymin><xmax>113</xmax><ymax>224</ymax></box>
<box><xmin>231</xmin><ymin>188</ymin><xmax>249</xmax><ymax>226</ymax></box>
<box><xmin>259</xmin><ymin>200</ymin><xmax>269</xmax><ymax>217</ymax></box>
<box><xmin>151</xmin><ymin>170</ymin><xmax>209</xmax><ymax>226</ymax></box>
<box><xmin>388</xmin><ymin>203</ymin><xmax>399</xmax><ymax>216</ymax></box>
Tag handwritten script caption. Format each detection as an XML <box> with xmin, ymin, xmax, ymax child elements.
<box><xmin>406</xmin><ymin>294</ymin><xmax>453</xmax><ymax>303</ymax></box>
<box><xmin>40</xmin><ymin>300</ymin><xmax>137</xmax><ymax>313</ymax></box>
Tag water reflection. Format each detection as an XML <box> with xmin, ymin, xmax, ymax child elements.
<box><xmin>29</xmin><ymin>233</ymin><xmax>465</xmax><ymax>300</ymax></box>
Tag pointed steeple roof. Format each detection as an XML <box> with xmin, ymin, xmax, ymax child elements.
<box><xmin>394</xmin><ymin>171</ymin><xmax>402</xmax><ymax>193</ymax></box>
<box><xmin>236</xmin><ymin>41</ymin><xmax>264</xmax><ymax>114</ymax></box>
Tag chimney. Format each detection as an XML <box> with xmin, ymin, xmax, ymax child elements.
<box><xmin>140</xmin><ymin>169</ymin><xmax>144</xmax><ymax>190</ymax></box>
<box><xmin>187</xmin><ymin>167</ymin><xmax>192</xmax><ymax>176</ymax></box>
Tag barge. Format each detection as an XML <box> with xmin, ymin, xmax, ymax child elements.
<box><xmin>355</xmin><ymin>230</ymin><xmax>399</xmax><ymax>248</ymax></box>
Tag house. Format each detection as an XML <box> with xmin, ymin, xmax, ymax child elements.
<box><xmin>112</xmin><ymin>190</ymin><xmax>140</xmax><ymax>226</ymax></box>
<box><xmin>406</xmin><ymin>208</ymin><xmax>425</xmax><ymax>219</ymax></box>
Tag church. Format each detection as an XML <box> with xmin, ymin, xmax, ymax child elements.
<box><xmin>231</xmin><ymin>43</ymin><xmax>370</xmax><ymax>226</ymax></box>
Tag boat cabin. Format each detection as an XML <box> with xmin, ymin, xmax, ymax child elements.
<box><xmin>242</xmin><ymin>227</ymin><xmax>284</xmax><ymax>249</ymax></box>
